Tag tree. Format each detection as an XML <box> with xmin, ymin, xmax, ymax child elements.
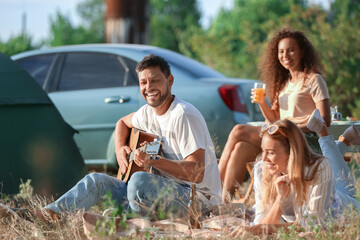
<box><xmin>48</xmin><ymin>11</ymin><xmax>77</xmax><ymax>46</ymax></box>
<box><xmin>43</xmin><ymin>0</ymin><xmax>360</xmax><ymax>118</ymax></box>
<box><xmin>149</xmin><ymin>0</ymin><xmax>201</xmax><ymax>53</ymax></box>
<box><xmin>184</xmin><ymin>0</ymin><xmax>359</xmax><ymax>118</ymax></box>
<box><xmin>76</xmin><ymin>0</ymin><xmax>106</xmax><ymax>43</ymax></box>
<box><xmin>48</xmin><ymin>0</ymin><xmax>105</xmax><ymax>46</ymax></box>
<box><xmin>0</xmin><ymin>33</ymin><xmax>34</xmax><ymax>56</ymax></box>
<box><xmin>186</xmin><ymin>0</ymin><xmax>306</xmax><ymax>78</ymax></box>
<box><xmin>48</xmin><ymin>0</ymin><xmax>200</xmax><ymax>51</ymax></box>
<box><xmin>330</xmin><ymin>0</ymin><xmax>360</xmax><ymax>21</ymax></box>
<box><xmin>326</xmin><ymin>0</ymin><xmax>360</xmax><ymax>118</ymax></box>
<box><xmin>279</xmin><ymin>2</ymin><xmax>360</xmax><ymax>118</ymax></box>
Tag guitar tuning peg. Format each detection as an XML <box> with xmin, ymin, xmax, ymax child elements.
<box><xmin>153</xmin><ymin>137</ymin><xmax>162</xmax><ymax>143</ymax></box>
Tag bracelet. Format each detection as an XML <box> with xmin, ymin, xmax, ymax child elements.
<box><xmin>149</xmin><ymin>155</ymin><xmax>162</xmax><ymax>160</ymax></box>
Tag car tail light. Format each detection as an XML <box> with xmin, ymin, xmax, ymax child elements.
<box><xmin>218</xmin><ymin>85</ymin><xmax>248</xmax><ymax>113</ymax></box>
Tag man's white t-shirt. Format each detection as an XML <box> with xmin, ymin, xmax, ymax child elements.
<box><xmin>132</xmin><ymin>96</ymin><xmax>222</xmax><ymax>206</ymax></box>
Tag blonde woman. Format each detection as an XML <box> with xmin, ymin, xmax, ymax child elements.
<box><xmin>231</xmin><ymin>114</ymin><xmax>359</xmax><ymax>236</ymax></box>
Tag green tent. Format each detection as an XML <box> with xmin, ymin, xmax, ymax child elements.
<box><xmin>0</xmin><ymin>52</ymin><xmax>87</xmax><ymax>198</ymax></box>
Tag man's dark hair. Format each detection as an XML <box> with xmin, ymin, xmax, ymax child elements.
<box><xmin>136</xmin><ymin>54</ymin><xmax>171</xmax><ymax>77</ymax></box>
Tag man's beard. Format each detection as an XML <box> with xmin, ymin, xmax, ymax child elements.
<box><xmin>147</xmin><ymin>88</ymin><xmax>171</xmax><ymax>108</ymax></box>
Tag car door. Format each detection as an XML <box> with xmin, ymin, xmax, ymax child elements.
<box><xmin>46</xmin><ymin>52</ymin><xmax>140</xmax><ymax>168</ymax></box>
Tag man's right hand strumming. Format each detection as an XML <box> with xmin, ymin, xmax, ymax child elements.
<box><xmin>116</xmin><ymin>146</ymin><xmax>132</xmax><ymax>174</ymax></box>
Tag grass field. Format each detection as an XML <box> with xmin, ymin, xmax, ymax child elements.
<box><xmin>1</xmin><ymin>153</ymin><xmax>360</xmax><ymax>239</ymax></box>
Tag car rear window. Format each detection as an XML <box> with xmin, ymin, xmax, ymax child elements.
<box><xmin>58</xmin><ymin>52</ymin><xmax>138</xmax><ymax>91</ymax></box>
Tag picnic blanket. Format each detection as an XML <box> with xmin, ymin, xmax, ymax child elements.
<box><xmin>82</xmin><ymin>203</ymin><xmax>251</xmax><ymax>239</ymax></box>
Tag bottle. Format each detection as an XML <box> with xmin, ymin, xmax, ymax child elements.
<box><xmin>188</xmin><ymin>184</ymin><xmax>202</xmax><ymax>229</ymax></box>
<box><xmin>331</xmin><ymin>105</ymin><xmax>342</xmax><ymax>121</ymax></box>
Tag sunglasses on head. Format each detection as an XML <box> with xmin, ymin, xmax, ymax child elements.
<box><xmin>261</xmin><ymin>122</ymin><xmax>286</xmax><ymax>136</ymax></box>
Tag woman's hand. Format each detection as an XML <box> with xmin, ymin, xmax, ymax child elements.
<box><xmin>274</xmin><ymin>174</ymin><xmax>292</xmax><ymax>200</ymax></box>
<box><xmin>251</xmin><ymin>88</ymin><xmax>266</xmax><ymax>104</ymax></box>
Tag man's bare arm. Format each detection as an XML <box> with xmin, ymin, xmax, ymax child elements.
<box><xmin>115</xmin><ymin>113</ymin><xmax>134</xmax><ymax>174</ymax></box>
<box><xmin>134</xmin><ymin>148</ymin><xmax>205</xmax><ymax>183</ymax></box>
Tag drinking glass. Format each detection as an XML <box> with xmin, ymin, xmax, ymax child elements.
<box><xmin>253</xmin><ymin>83</ymin><xmax>266</xmax><ymax>103</ymax></box>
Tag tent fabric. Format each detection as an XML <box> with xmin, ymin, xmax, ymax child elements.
<box><xmin>0</xmin><ymin>52</ymin><xmax>87</xmax><ymax>197</ymax></box>
<box><xmin>0</xmin><ymin>97</ymin><xmax>51</xmax><ymax>105</ymax></box>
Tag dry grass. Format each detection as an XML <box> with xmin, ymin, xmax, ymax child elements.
<box><xmin>1</xmin><ymin>153</ymin><xmax>360</xmax><ymax>239</ymax></box>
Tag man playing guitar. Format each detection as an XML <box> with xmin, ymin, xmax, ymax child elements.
<box><xmin>115</xmin><ymin>54</ymin><xmax>222</xmax><ymax>217</ymax></box>
<box><xmin>35</xmin><ymin>54</ymin><xmax>221</xmax><ymax>220</ymax></box>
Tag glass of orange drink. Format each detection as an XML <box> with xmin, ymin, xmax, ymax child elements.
<box><xmin>254</xmin><ymin>83</ymin><xmax>266</xmax><ymax>103</ymax></box>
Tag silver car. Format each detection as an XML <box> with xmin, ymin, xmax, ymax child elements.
<box><xmin>12</xmin><ymin>44</ymin><xmax>264</xmax><ymax>170</ymax></box>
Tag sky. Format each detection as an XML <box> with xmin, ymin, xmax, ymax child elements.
<box><xmin>0</xmin><ymin>0</ymin><xmax>328</xmax><ymax>44</ymax></box>
<box><xmin>0</xmin><ymin>0</ymin><xmax>233</xmax><ymax>43</ymax></box>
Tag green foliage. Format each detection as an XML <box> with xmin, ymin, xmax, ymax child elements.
<box><xmin>48</xmin><ymin>0</ymin><xmax>105</xmax><ymax>46</ymax></box>
<box><xmin>2</xmin><ymin>0</ymin><xmax>358</xmax><ymax>117</ymax></box>
<box><xmin>150</xmin><ymin>0</ymin><xmax>201</xmax><ymax>53</ymax></box>
<box><xmin>186</xmin><ymin>0</ymin><xmax>304</xmax><ymax>78</ymax></box>
<box><xmin>276</xmin><ymin>224</ymin><xmax>304</xmax><ymax>240</ymax></box>
<box><xmin>48</xmin><ymin>11</ymin><xmax>77</xmax><ymax>46</ymax></box>
<box><xmin>0</xmin><ymin>33</ymin><xmax>35</xmax><ymax>56</ymax></box>
<box><xmin>95</xmin><ymin>191</ymin><xmax>127</xmax><ymax>236</ymax></box>
<box><xmin>318</xmin><ymin>15</ymin><xmax>360</xmax><ymax>118</ymax></box>
<box><xmin>76</xmin><ymin>0</ymin><xmax>105</xmax><ymax>42</ymax></box>
<box><xmin>331</xmin><ymin>0</ymin><xmax>360</xmax><ymax>21</ymax></box>
<box><xmin>184</xmin><ymin>0</ymin><xmax>360</xmax><ymax>119</ymax></box>
<box><xmin>274</xmin><ymin>3</ymin><xmax>360</xmax><ymax>118</ymax></box>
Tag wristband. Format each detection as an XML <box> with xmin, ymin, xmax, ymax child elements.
<box><xmin>149</xmin><ymin>155</ymin><xmax>162</xmax><ymax>160</ymax></box>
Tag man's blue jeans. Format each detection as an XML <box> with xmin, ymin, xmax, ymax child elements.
<box><xmin>46</xmin><ymin>172</ymin><xmax>128</xmax><ymax>213</ymax></box>
<box><xmin>46</xmin><ymin>171</ymin><xmax>193</xmax><ymax>217</ymax></box>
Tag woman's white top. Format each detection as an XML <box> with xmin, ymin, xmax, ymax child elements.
<box><xmin>252</xmin><ymin>158</ymin><xmax>344</xmax><ymax>226</ymax></box>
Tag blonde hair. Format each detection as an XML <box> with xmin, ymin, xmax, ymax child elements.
<box><xmin>259</xmin><ymin>119</ymin><xmax>323</xmax><ymax>218</ymax></box>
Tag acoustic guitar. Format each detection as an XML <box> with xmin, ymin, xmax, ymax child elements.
<box><xmin>116</xmin><ymin>128</ymin><xmax>162</xmax><ymax>183</ymax></box>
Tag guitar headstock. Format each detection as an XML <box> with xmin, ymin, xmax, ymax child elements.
<box><xmin>144</xmin><ymin>137</ymin><xmax>162</xmax><ymax>155</ymax></box>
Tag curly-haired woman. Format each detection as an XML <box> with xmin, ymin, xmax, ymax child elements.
<box><xmin>219</xmin><ymin>28</ymin><xmax>331</xmax><ymax>203</ymax></box>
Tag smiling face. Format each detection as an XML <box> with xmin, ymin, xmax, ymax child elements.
<box><xmin>138</xmin><ymin>66</ymin><xmax>174</xmax><ymax>115</ymax></box>
<box><xmin>278</xmin><ymin>37</ymin><xmax>304</xmax><ymax>72</ymax></box>
<box><xmin>261</xmin><ymin>135</ymin><xmax>290</xmax><ymax>176</ymax></box>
